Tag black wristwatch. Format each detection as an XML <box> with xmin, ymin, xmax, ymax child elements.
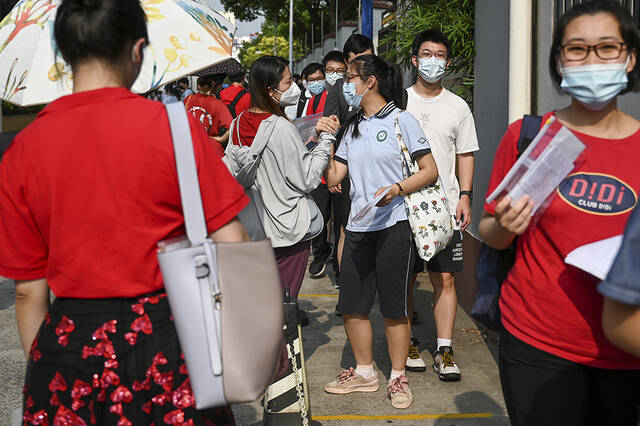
<box><xmin>459</xmin><ymin>190</ymin><xmax>473</xmax><ymax>200</ymax></box>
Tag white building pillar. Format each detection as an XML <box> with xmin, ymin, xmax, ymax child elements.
<box><xmin>508</xmin><ymin>0</ymin><xmax>533</xmax><ymax>123</ymax></box>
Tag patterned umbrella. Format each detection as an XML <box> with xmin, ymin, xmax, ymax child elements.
<box><xmin>0</xmin><ymin>0</ymin><xmax>236</xmax><ymax>106</ymax></box>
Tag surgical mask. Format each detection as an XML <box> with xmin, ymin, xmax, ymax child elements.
<box><xmin>343</xmin><ymin>80</ymin><xmax>368</xmax><ymax>108</ymax></box>
<box><xmin>326</xmin><ymin>72</ymin><xmax>342</xmax><ymax>86</ymax></box>
<box><xmin>418</xmin><ymin>57</ymin><xmax>447</xmax><ymax>83</ymax></box>
<box><xmin>302</xmin><ymin>80</ymin><xmax>309</xmax><ymax>90</ymax></box>
<box><xmin>273</xmin><ymin>82</ymin><xmax>301</xmax><ymax>107</ymax></box>
<box><xmin>308</xmin><ymin>80</ymin><xmax>326</xmax><ymax>95</ymax></box>
<box><xmin>560</xmin><ymin>56</ymin><xmax>630</xmax><ymax>111</ymax></box>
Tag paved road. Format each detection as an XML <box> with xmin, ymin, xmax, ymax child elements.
<box><xmin>0</xmin><ymin>270</ymin><xmax>508</xmax><ymax>425</ymax></box>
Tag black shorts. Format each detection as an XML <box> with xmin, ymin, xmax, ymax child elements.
<box><xmin>413</xmin><ymin>229</ymin><xmax>464</xmax><ymax>274</ymax></box>
<box><xmin>337</xmin><ymin>220</ymin><xmax>415</xmax><ymax>319</ymax></box>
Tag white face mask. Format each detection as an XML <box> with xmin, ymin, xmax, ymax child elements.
<box><xmin>273</xmin><ymin>82</ymin><xmax>301</xmax><ymax>106</ymax></box>
<box><xmin>325</xmin><ymin>72</ymin><xmax>342</xmax><ymax>86</ymax></box>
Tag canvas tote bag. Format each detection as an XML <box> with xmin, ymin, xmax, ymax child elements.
<box><xmin>157</xmin><ymin>103</ymin><xmax>284</xmax><ymax>409</ymax></box>
<box><xmin>394</xmin><ymin>111</ymin><xmax>454</xmax><ymax>261</ymax></box>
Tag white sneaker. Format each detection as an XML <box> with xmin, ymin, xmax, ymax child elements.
<box><xmin>432</xmin><ymin>346</ymin><xmax>461</xmax><ymax>381</ymax></box>
<box><xmin>406</xmin><ymin>338</ymin><xmax>426</xmax><ymax>372</ymax></box>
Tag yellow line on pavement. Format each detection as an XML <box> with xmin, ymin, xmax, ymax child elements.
<box><xmin>298</xmin><ymin>294</ymin><xmax>339</xmax><ymax>298</ymax></box>
<box><xmin>312</xmin><ymin>413</ymin><xmax>494</xmax><ymax>421</ymax></box>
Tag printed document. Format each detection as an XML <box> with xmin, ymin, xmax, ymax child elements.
<box><xmin>565</xmin><ymin>235</ymin><xmax>623</xmax><ymax>280</ymax></box>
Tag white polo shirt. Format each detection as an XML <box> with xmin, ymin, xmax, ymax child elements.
<box><xmin>335</xmin><ymin>102</ymin><xmax>432</xmax><ymax>232</ymax></box>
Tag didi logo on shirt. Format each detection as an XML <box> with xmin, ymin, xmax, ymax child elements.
<box><xmin>557</xmin><ymin>173</ymin><xmax>637</xmax><ymax>215</ymax></box>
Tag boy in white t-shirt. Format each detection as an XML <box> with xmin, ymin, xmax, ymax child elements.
<box><xmin>404</xmin><ymin>29</ymin><xmax>479</xmax><ymax>381</ymax></box>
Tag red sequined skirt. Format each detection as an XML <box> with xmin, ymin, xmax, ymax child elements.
<box><xmin>21</xmin><ymin>292</ymin><xmax>235</xmax><ymax>425</ymax></box>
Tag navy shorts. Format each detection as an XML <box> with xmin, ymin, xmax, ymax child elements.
<box><xmin>337</xmin><ymin>220</ymin><xmax>415</xmax><ymax>319</ymax></box>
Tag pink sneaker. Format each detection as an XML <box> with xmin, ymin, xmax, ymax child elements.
<box><xmin>324</xmin><ymin>367</ymin><xmax>379</xmax><ymax>394</ymax></box>
<box><xmin>388</xmin><ymin>374</ymin><xmax>412</xmax><ymax>409</ymax></box>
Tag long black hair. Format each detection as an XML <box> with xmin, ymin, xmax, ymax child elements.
<box><xmin>249</xmin><ymin>56</ymin><xmax>289</xmax><ymax>118</ymax></box>
<box><xmin>54</xmin><ymin>0</ymin><xmax>148</xmax><ymax>68</ymax></box>
<box><xmin>549</xmin><ymin>0</ymin><xmax>640</xmax><ymax>94</ymax></box>
<box><xmin>340</xmin><ymin>54</ymin><xmax>403</xmax><ymax>139</ymax></box>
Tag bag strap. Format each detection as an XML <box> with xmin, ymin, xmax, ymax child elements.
<box><xmin>165</xmin><ymin>102</ymin><xmax>208</xmax><ymax>245</ymax></box>
<box><xmin>517</xmin><ymin>114</ymin><xmax>542</xmax><ymax>158</ymax></box>
<box><xmin>230</xmin><ymin>89</ymin><xmax>247</xmax><ymax>107</ymax></box>
<box><xmin>393</xmin><ymin>111</ymin><xmax>416</xmax><ymax>180</ymax></box>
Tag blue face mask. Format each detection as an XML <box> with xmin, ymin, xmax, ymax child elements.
<box><xmin>418</xmin><ymin>57</ymin><xmax>447</xmax><ymax>83</ymax></box>
<box><xmin>308</xmin><ymin>80</ymin><xmax>326</xmax><ymax>95</ymax></box>
<box><xmin>560</xmin><ymin>57</ymin><xmax>629</xmax><ymax>111</ymax></box>
<box><xmin>343</xmin><ymin>80</ymin><xmax>368</xmax><ymax>108</ymax></box>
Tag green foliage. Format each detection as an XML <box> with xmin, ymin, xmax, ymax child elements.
<box><xmin>380</xmin><ymin>0</ymin><xmax>475</xmax><ymax>104</ymax></box>
<box><xmin>2</xmin><ymin>101</ymin><xmax>43</xmax><ymax>116</ymax></box>
<box><xmin>238</xmin><ymin>35</ymin><xmax>304</xmax><ymax>70</ymax></box>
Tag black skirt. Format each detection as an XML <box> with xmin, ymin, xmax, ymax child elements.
<box><xmin>21</xmin><ymin>292</ymin><xmax>235</xmax><ymax>425</ymax></box>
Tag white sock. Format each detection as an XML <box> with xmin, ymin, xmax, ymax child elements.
<box><xmin>390</xmin><ymin>368</ymin><xmax>405</xmax><ymax>381</ymax></box>
<box><xmin>437</xmin><ymin>338</ymin><xmax>452</xmax><ymax>350</ymax></box>
<box><xmin>356</xmin><ymin>363</ymin><xmax>375</xmax><ymax>379</ymax></box>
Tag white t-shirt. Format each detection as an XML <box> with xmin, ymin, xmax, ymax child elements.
<box><xmin>406</xmin><ymin>86</ymin><xmax>479</xmax><ymax>214</ymax></box>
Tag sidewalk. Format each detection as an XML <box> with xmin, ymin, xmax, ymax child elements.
<box><xmin>233</xmin><ymin>268</ymin><xmax>509</xmax><ymax>425</ymax></box>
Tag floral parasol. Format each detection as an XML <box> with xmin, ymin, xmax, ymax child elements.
<box><xmin>0</xmin><ymin>0</ymin><xmax>236</xmax><ymax>106</ymax></box>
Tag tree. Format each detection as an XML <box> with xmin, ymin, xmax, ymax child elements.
<box><xmin>380</xmin><ymin>0</ymin><xmax>475</xmax><ymax>104</ymax></box>
<box><xmin>238</xmin><ymin>35</ymin><xmax>304</xmax><ymax>70</ymax></box>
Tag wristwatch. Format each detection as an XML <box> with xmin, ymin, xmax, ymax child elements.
<box><xmin>459</xmin><ymin>190</ymin><xmax>473</xmax><ymax>200</ymax></box>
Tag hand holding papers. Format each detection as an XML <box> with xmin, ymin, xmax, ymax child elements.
<box><xmin>294</xmin><ymin>113</ymin><xmax>323</xmax><ymax>150</ymax></box>
<box><xmin>352</xmin><ymin>189</ymin><xmax>392</xmax><ymax>223</ymax></box>
<box><xmin>487</xmin><ymin>117</ymin><xmax>586</xmax><ymax>215</ymax></box>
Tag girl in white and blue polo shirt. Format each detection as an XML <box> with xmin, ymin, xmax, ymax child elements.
<box><xmin>317</xmin><ymin>54</ymin><xmax>438</xmax><ymax>409</ymax></box>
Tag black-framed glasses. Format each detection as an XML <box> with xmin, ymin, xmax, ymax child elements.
<box><xmin>416</xmin><ymin>49</ymin><xmax>447</xmax><ymax>60</ymax></box>
<box><xmin>559</xmin><ymin>42</ymin><xmax>627</xmax><ymax>61</ymax></box>
<box><xmin>325</xmin><ymin>66</ymin><xmax>346</xmax><ymax>74</ymax></box>
<box><xmin>346</xmin><ymin>73</ymin><xmax>362</xmax><ymax>82</ymax></box>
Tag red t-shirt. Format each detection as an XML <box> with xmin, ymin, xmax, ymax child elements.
<box><xmin>184</xmin><ymin>93</ymin><xmax>232</xmax><ymax>138</ymax></box>
<box><xmin>219</xmin><ymin>85</ymin><xmax>251</xmax><ymax>116</ymax></box>
<box><xmin>485</xmin><ymin>112</ymin><xmax>640</xmax><ymax>369</ymax></box>
<box><xmin>305</xmin><ymin>91</ymin><xmax>327</xmax><ymax>116</ymax></box>
<box><xmin>0</xmin><ymin>88</ymin><xmax>248</xmax><ymax>298</ymax></box>
<box><xmin>231</xmin><ymin>111</ymin><xmax>272</xmax><ymax>147</ymax></box>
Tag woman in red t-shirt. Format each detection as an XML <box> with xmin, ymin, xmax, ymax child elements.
<box><xmin>479</xmin><ymin>2</ymin><xmax>640</xmax><ymax>425</ymax></box>
<box><xmin>0</xmin><ymin>1</ymin><xmax>249</xmax><ymax>424</ymax></box>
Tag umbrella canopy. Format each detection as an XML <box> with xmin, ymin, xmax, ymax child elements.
<box><xmin>0</xmin><ymin>0</ymin><xmax>236</xmax><ymax>106</ymax></box>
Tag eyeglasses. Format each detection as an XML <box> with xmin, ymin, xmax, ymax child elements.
<box><xmin>559</xmin><ymin>42</ymin><xmax>627</xmax><ymax>61</ymax></box>
<box><xmin>307</xmin><ymin>76</ymin><xmax>324</xmax><ymax>82</ymax></box>
<box><xmin>346</xmin><ymin>73</ymin><xmax>363</xmax><ymax>82</ymax></box>
<box><xmin>416</xmin><ymin>49</ymin><xmax>447</xmax><ymax>60</ymax></box>
<box><xmin>325</xmin><ymin>67</ymin><xmax>346</xmax><ymax>74</ymax></box>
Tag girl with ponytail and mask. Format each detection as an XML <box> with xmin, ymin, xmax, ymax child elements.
<box><xmin>224</xmin><ymin>56</ymin><xmax>332</xmax><ymax>299</ymax></box>
<box><xmin>479</xmin><ymin>2</ymin><xmax>640</xmax><ymax>425</ymax></box>
<box><xmin>317</xmin><ymin>54</ymin><xmax>438</xmax><ymax>409</ymax></box>
<box><xmin>0</xmin><ymin>0</ymin><xmax>249</xmax><ymax>423</ymax></box>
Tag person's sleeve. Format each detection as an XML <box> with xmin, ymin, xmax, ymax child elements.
<box><xmin>398</xmin><ymin>111</ymin><xmax>432</xmax><ymax>160</ymax></box>
<box><xmin>0</xmin><ymin>141</ymin><xmax>48</xmax><ymax>279</ymax></box>
<box><xmin>189</xmin><ymin>115</ymin><xmax>248</xmax><ymax>233</ymax></box>
<box><xmin>598</xmin><ymin>204</ymin><xmax>640</xmax><ymax>305</ymax></box>
<box><xmin>483</xmin><ymin>120</ymin><xmax>521</xmax><ymax>215</ymax></box>
<box><xmin>455</xmin><ymin>106</ymin><xmax>480</xmax><ymax>154</ymax></box>
<box><xmin>275</xmin><ymin>119</ymin><xmax>332</xmax><ymax>193</ymax></box>
<box><xmin>334</xmin><ymin>131</ymin><xmax>348</xmax><ymax>165</ymax></box>
<box><xmin>215</xmin><ymin>100</ymin><xmax>232</xmax><ymax>135</ymax></box>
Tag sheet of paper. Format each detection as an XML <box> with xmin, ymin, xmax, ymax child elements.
<box><xmin>352</xmin><ymin>189</ymin><xmax>391</xmax><ymax>223</ymax></box>
<box><xmin>487</xmin><ymin>117</ymin><xmax>586</xmax><ymax>215</ymax></box>
<box><xmin>294</xmin><ymin>112</ymin><xmax>322</xmax><ymax>146</ymax></box>
<box><xmin>564</xmin><ymin>235</ymin><xmax>623</xmax><ymax>280</ymax></box>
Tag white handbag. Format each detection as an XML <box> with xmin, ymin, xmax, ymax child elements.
<box><xmin>157</xmin><ymin>103</ymin><xmax>284</xmax><ymax>409</ymax></box>
<box><xmin>393</xmin><ymin>112</ymin><xmax>454</xmax><ymax>261</ymax></box>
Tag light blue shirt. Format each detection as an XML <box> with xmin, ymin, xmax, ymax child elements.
<box><xmin>335</xmin><ymin>102</ymin><xmax>432</xmax><ymax>232</ymax></box>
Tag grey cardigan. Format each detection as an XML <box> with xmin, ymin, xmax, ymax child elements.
<box><xmin>223</xmin><ymin>114</ymin><xmax>332</xmax><ymax>248</ymax></box>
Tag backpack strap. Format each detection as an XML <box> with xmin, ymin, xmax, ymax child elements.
<box><xmin>230</xmin><ymin>89</ymin><xmax>248</xmax><ymax>107</ymax></box>
<box><xmin>517</xmin><ymin>114</ymin><xmax>542</xmax><ymax>158</ymax></box>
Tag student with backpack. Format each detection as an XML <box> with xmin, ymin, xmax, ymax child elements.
<box><xmin>219</xmin><ymin>70</ymin><xmax>251</xmax><ymax>117</ymax></box>
<box><xmin>320</xmin><ymin>54</ymin><xmax>438</xmax><ymax>409</ymax></box>
<box><xmin>479</xmin><ymin>2</ymin><xmax>640</xmax><ymax>424</ymax></box>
